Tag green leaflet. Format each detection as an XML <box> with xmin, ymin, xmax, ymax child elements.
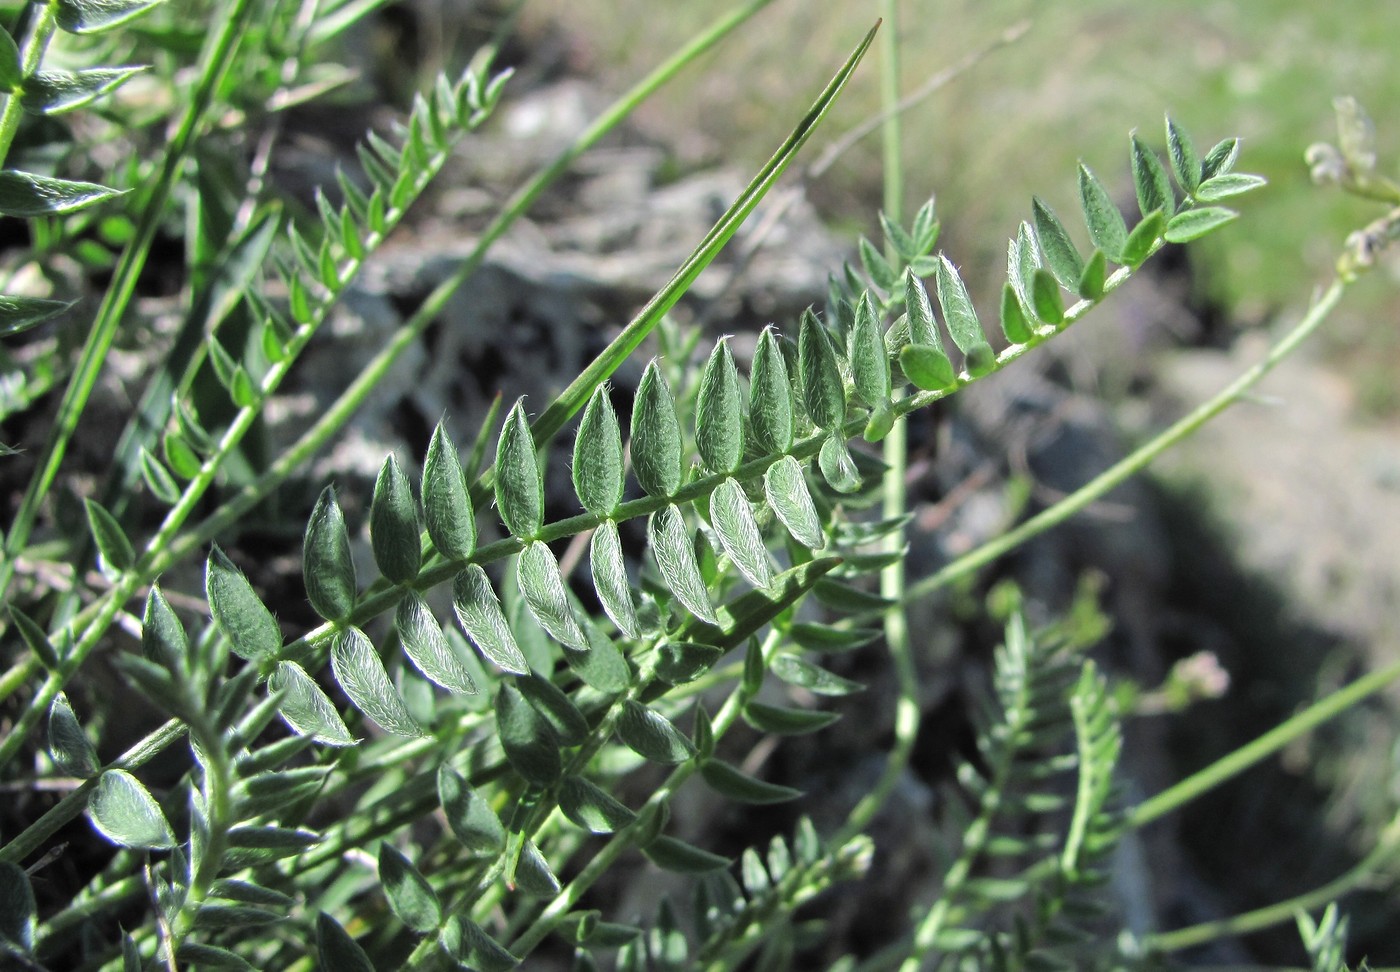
<box><xmin>141</xmin><ymin>585</ymin><xmax>188</xmax><ymax>672</ymax></box>
<box><xmin>0</xmin><ymin>27</ymin><xmax>18</xmax><ymax>90</ymax></box>
<box><xmin>88</xmin><ymin>769</ymin><xmax>176</xmax><ymax>850</ymax></box>
<box><xmin>48</xmin><ymin>693</ymin><xmax>99</xmax><ymax>777</ymax></box>
<box><xmin>798</xmin><ymin>308</ymin><xmax>844</xmax><ymax>431</ymax></box>
<box><xmin>573</xmin><ymin>385</ymin><xmax>624</xmax><ymax>517</ymax></box>
<box><xmin>517</xmin><ymin>671</ymin><xmax>589</xmax><ymax>746</ymax></box>
<box><xmin>55</xmin><ymin>0</ymin><xmax>168</xmax><ymax>33</ymax></box>
<box><xmin>495</xmin><ymin>683</ymin><xmax>561</xmax><ymax>786</ymax></box>
<box><xmin>0</xmin><ymin>294</ymin><xmax>72</xmax><ymax>337</ymax></box>
<box><xmin>270</xmin><ymin>661</ymin><xmax>355</xmax><ymax>746</ymax></box>
<box><xmin>695</xmin><ymin>338</ymin><xmax>743</xmax><ymax>474</ymax></box>
<box><xmin>1078</xmin><ymin>248</ymin><xmax>1108</xmax><ymax>301</ymax></box>
<box><xmin>818</xmin><ymin>434</ymin><xmax>861</xmax><ymax>494</ymax></box>
<box><xmin>1007</xmin><ymin>221</ymin><xmax>1040</xmax><ymax>316</ymax></box>
<box><xmin>206</xmin><ymin>546</ymin><xmax>280</xmax><ymax>662</ymax></box>
<box><xmin>397</xmin><ymin>592</ymin><xmax>478</xmax><ymax>694</ymax></box>
<box><xmin>631</xmin><ymin>360</ymin><xmax>682</xmax><ymax>498</ymax></box>
<box><xmin>452</xmin><ymin>565</ymin><xmax>529</xmax><ymax>675</ymax></box>
<box><xmin>764</xmin><ymin>455</ymin><xmax>824</xmax><ymax>550</ymax></box>
<box><xmin>315</xmin><ymin>913</ymin><xmax>375</xmax><ymax>972</ymax></box>
<box><xmin>1131</xmin><ymin>133</ymin><xmax>1173</xmax><ymax>219</ymax></box>
<box><xmin>933</xmin><ymin>254</ymin><xmax>990</xmax><ymax>364</ymax></box>
<box><xmin>700</xmin><ymin>759</ymin><xmax>801</xmax><ymax>805</ymax></box>
<box><xmin>1166</xmin><ymin>114</ymin><xmax>1201</xmax><ymax>192</ymax></box>
<box><xmin>1121</xmin><ymin>210</ymin><xmax>1165</xmax><ymax>268</ymax></box>
<box><xmin>565</xmin><ymin>622</ymin><xmax>630</xmax><ymax>693</ymax></box>
<box><xmin>642</xmin><ymin>835</ymin><xmax>729</xmax><ymax>873</ymax></box>
<box><xmin>303</xmin><ymin>486</ymin><xmax>356</xmax><ymax>622</ymax></box>
<box><xmin>496</xmin><ymin>399</ymin><xmax>543</xmax><ymax>539</ymax></box>
<box><xmin>771</xmin><ymin>654</ymin><xmax>864</xmax><ymax>696</ymax></box>
<box><xmin>1077</xmin><ymin>163</ymin><xmax>1128</xmax><ymax>262</ymax></box>
<box><xmin>617</xmin><ymin>700</ymin><xmax>695</xmax><ymax>765</ymax></box>
<box><xmin>590</xmin><ymin>519</ymin><xmax>638</xmax><ymax>638</ymax></box>
<box><xmin>1193</xmin><ymin>172</ymin><xmax>1267</xmax><ymax>202</ymax></box>
<box><xmin>848</xmin><ymin>292</ymin><xmax>889</xmax><ymax>408</ymax></box>
<box><xmin>423</xmin><ymin>423</ymin><xmax>476</xmax><ymax>561</ymax></box>
<box><xmin>904</xmin><ymin>271</ymin><xmax>943</xmax><ymax>350</ymax></box>
<box><xmin>438</xmin><ymin>765</ymin><xmax>504</xmax><ymax>855</ymax></box>
<box><xmin>371</xmin><ymin>454</ymin><xmax>421</xmax><ymax>584</ymax></box>
<box><xmin>1030</xmin><ymin>268</ymin><xmax>1065</xmax><ymax>325</ymax></box>
<box><xmin>330</xmin><ymin>628</ymin><xmax>422</xmax><ymax>737</ymax></box>
<box><xmin>899</xmin><ymin>343</ymin><xmax>956</xmax><ymax>392</ymax></box>
<box><xmin>10</xmin><ymin>606</ymin><xmax>61</xmax><ymax>671</ymax></box>
<box><xmin>378</xmin><ymin>844</ymin><xmax>442</xmax><ymax>933</ymax></box>
<box><xmin>858</xmin><ymin>235</ymin><xmax>898</xmax><ymax>292</ymax></box>
<box><xmin>648</xmin><ymin>504</ymin><xmax>717</xmax><ymax>624</ymax></box>
<box><xmin>439</xmin><ymin>916</ymin><xmax>519</xmax><ymax>972</ymax></box>
<box><xmin>513</xmin><ymin>838</ymin><xmax>560</xmax><ymax>897</ymax></box>
<box><xmin>709</xmin><ymin>477</ymin><xmax>773</xmax><ymax>589</ymax></box>
<box><xmin>560</xmin><ymin>776</ymin><xmax>637</xmax><ymax>833</ymax></box>
<box><xmin>742</xmin><ymin>700</ymin><xmax>840</xmax><ymax>736</ymax></box>
<box><xmin>999</xmin><ymin>281</ymin><xmax>1034</xmax><ymax>345</ymax></box>
<box><xmin>787</xmin><ymin>623</ymin><xmax>880</xmax><ymax>653</ymax></box>
<box><xmin>518</xmin><ymin>541</ymin><xmax>589</xmax><ymax>651</ymax></box>
<box><xmin>1031</xmin><ymin>196</ymin><xmax>1084</xmax><ymax>291</ymax></box>
<box><xmin>749</xmin><ymin>327</ymin><xmax>794</xmax><ymax>456</ymax></box>
<box><xmin>21</xmin><ymin>67</ymin><xmax>144</xmax><ymax>115</ymax></box>
<box><xmin>653</xmin><ymin>642</ymin><xmax>723</xmax><ymax>685</ymax></box>
<box><xmin>0</xmin><ymin>170</ymin><xmax>123</xmax><ymax>217</ymax></box>
<box><xmin>1164</xmin><ymin>206</ymin><xmax>1238</xmax><ymax>243</ymax></box>
<box><xmin>84</xmin><ymin>498</ymin><xmax>134</xmax><ymax>574</ymax></box>
<box><xmin>1201</xmin><ymin>136</ymin><xmax>1240</xmax><ymax>180</ymax></box>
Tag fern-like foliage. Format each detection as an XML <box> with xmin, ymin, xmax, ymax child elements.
<box><xmin>4</xmin><ymin>95</ymin><xmax>1268</xmax><ymax>968</ymax></box>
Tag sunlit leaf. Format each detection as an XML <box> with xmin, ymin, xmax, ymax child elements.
<box><xmin>631</xmin><ymin>360</ymin><xmax>682</xmax><ymax>498</ymax></box>
<box><xmin>270</xmin><ymin>661</ymin><xmax>355</xmax><ymax>746</ymax></box>
<box><xmin>709</xmin><ymin>477</ymin><xmax>773</xmax><ymax>588</ymax></box>
<box><xmin>1077</xmin><ymin>163</ymin><xmax>1127</xmax><ymax>261</ymax></box>
<box><xmin>48</xmin><ymin>693</ymin><xmax>99</xmax><ymax>777</ymax></box>
<box><xmin>397</xmin><ymin>592</ymin><xmax>477</xmax><ymax>694</ymax></box>
<box><xmin>1131</xmin><ymin>133</ymin><xmax>1173</xmax><ymax>219</ymax></box>
<box><xmin>764</xmin><ymin>455</ymin><xmax>824</xmax><ymax>549</ymax></box>
<box><xmin>749</xmin><ymin>327</ymin><xmax>794</xmax><ymax>456</ymax></box>
<box><xmin>206</xmin><ymin>546</ymin><xmax>279</xmax><ymax>661</ymax></box>
<box><xmin>331</xmin><ymin>627</ymin><xmax>422</xmax><ymax>737</ymax></box>
<box><xmin>303</xmin><ymin>486</ymin><xmax>356</xmax><ymax>622</ymax></box>
<box><xmin>573</xmin><ymin>385</ymin><xmax>624</xmax><ymax>516</ymax></box>
<box><xmin>0</xmin><ymin>170</ymin><xmax>123</xmax><ymax>216</ymax></box>
<box><xmin>452</xmin><ymin>565</ymin><xmax>529</xmax><ymax>674</ymax></box>
<box><xmin>1164</xmin><ymin>206</ymin><xmax>1237</xmax><ymax>243</ymax></box>
<box><xmin>423</xmin><ymin>423</ymin><xmax>475</xmax><ymax>561</ymax></box>
<box><xmin>496</xmin><ymin>399</ymin><xmax>543</xmax><ymax>538</ymax></box>
<box><xmin>370</xmin><ymin>454</ymin><xmax>421</xmax><ymax>584</ymax></box>
<box><xmin>1166</xmin><ymin>115</ymin><xmax>1201</xmax><ymax>192</ymax></box>
<box><xmin>20</xmin><ymin>66</ymin><xmax>143</xmax><ymax>114</ymax></box>
<box><xmin>798</xmin><ymin>308</ymin><xmax>844</xmax><ymax>431</ymax></box>
<box><xmin>590</xmin><ymin>519</ymin><xmax>638</xmax><ymax>638</ymax></box>
<box><xmin>695</xmin><ymin>338</ymin><xmax>743</xmax><ymax>474</ymax></box>
<box><xmin>649</xmin><ymin>504</ymin><xmax>717</xmax><ymax>624</ymax></box>
<box><xmin>88</xmin><ymin>769</ymin><xmax>176</xmax><ymax>849</ymax></box>
<box><xmin>518</xmin><ymin>540</ymin><xmax>589</xmax><ymax>651</ymax></box>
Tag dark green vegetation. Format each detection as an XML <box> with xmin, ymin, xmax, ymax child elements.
<box><xmin>1</xmin><ymin>1</ymin><xmax>1398</xmax><ymax>970</ymax></box>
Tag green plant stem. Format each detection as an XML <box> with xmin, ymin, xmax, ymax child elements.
<box><xmin>0</xmin><ymin>0</ymin><xmax>261</xmax><ymax>601</ymax></box>
<box><xmin>893</xmin><ymin>273</ymin><xmax>1348</xmax><ymax>609</ymax></box>
<box><xmin>1130</xmin><ymin>655</ymin><xmax>1400</xmax><ymax>830</ymax></box>
<box><xmin>841</xmin><ymin>0</ymin><xmax>920</xmax><ymax>850</ymax></box>
<box><xmin>500</xmin><ymin>627</ymin><xmax>786</xmax><ymax>961</ymax></box>
<box><xmin>0</xmin><ymin>0</ymin><xmax>57</xmax><ymax>164</ymax></box>
<box><xmin>1142</xmin><ymin>814</ymin><xmax>1400</xmax><ymax>953</ymax></box>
